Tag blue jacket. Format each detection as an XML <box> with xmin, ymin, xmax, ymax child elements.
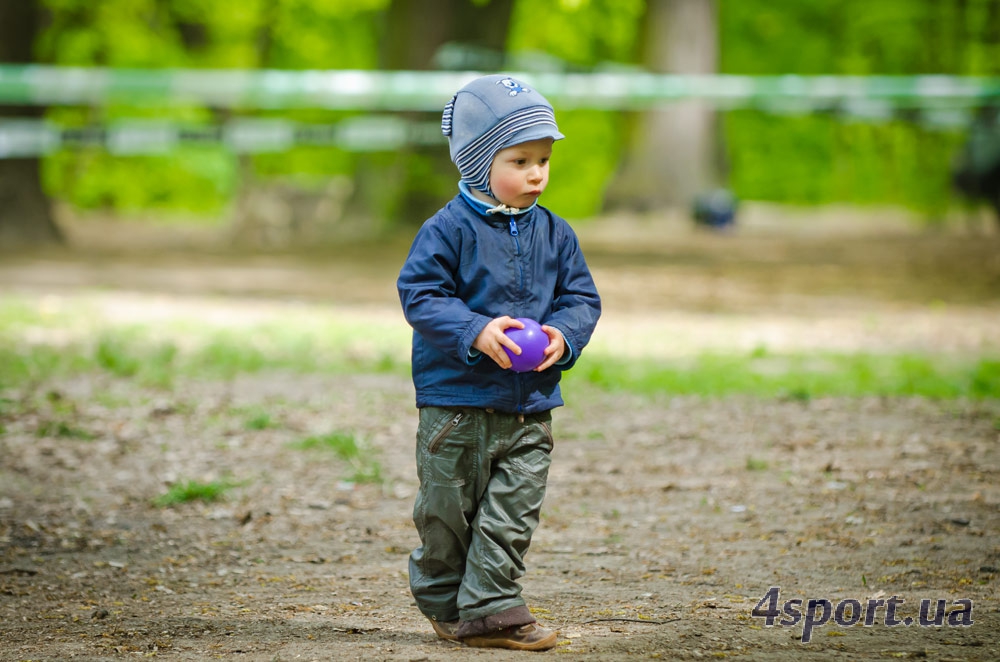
<box><xmin>397</xmin><ymin>192</ymin><xmax>601</xmax><ymax>414</ymax></box>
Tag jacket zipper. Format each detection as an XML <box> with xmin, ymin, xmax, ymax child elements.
<box><xmin>428</xmin><ymin>411</ymin><xmax>463</xmax><ymax>454</ymax></box>
<box><xmin>509</xmin><ymin>218</ymin><xmax>522</xmax><ymax>256</ymax></box>
<box><xmin>509</xmin><ymin>217</ymin><xmax>525</xmax><ymax>413</ymax></box>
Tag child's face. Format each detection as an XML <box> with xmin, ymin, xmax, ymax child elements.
<box><xmin>488</xmin><ymin>138</ymin><xmax>553</xmax><ymax>209</ymax></box>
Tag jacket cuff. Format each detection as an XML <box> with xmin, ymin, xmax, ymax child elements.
<box><xmin>546</xmin><ymin>325</ymin><xmax>574</xmax><ymax>366</ymax></box>
<box><xmin>460</xmin><ymin>314</ymin><xmax>491</xmax><ymax>364</ymax></box>
<box><xmin>555</xmin><ymin>328</ymin><xmax>573</xmax><ymax>365</ymax></box>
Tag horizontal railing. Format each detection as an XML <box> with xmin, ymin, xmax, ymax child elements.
<box><xmin>1</xmin><ymin>67</ymin><xmax>995</xmax><ymax>157</ymax></box>
<box><xmin>1</xmin><ymin>66</ymin><xmax>998</xmax><ymax>110</ymax></box>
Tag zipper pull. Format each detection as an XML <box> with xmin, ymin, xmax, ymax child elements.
<box><xmin>428</xmin><ymin>411</ymin><xmax>464</xmax><ymax>454</ymax></box>
<box><xmin>509</xmin><ymin>218</ymin><xmax>519</xmax><ymax>236</ymax></box>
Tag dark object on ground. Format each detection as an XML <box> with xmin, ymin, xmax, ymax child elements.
<box><xmin>693</xmin><ymin>189</ymin><xmax>737</xmax><ymax>230</ymax></box>
<box><xmin>952</xmin><ymin>106</ymin><xmax>1000</xmax><ymax>228</ymax></box>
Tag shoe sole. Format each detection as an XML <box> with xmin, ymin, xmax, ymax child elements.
<box><xmin>461</xmin><ymin>630</ymin><xmax>558</xmax><ymax>651</ymax></box>
<box><xmin>429</xmin><ymin>621</ymin><xmax>459</xmax><ymax>641</ymax></box>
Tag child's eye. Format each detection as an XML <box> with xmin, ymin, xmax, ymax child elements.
<box><xmin>514</xmin><ymin>158</ymin><xmax>527</xmax><ymax>165</ymax></box>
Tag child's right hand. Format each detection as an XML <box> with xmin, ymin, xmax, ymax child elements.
<box><xmin>472</xmin><ymin>316</ymin><xmax>525</xmax><ymax>370</ymax></box>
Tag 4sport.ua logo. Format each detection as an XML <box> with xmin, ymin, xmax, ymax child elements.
<box><xmin>751</xmin><ymin>586</ymin><xmax>975</xmax><ymax>643</ymax></box>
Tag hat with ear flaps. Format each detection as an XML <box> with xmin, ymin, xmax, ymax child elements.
<box><xmin>441</xmin><ymin>74</ymin><xmax>564</xmax><ymax>196</ymax></box>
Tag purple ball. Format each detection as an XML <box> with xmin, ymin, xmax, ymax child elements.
<box><xmin>503</xmin><ymin>318</ymin><xmax>548</xmax><ymax>373</ymax></box>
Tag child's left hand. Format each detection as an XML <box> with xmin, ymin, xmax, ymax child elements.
<box><xmin>534</xmin><ymin>325</ymin><xmax>566</xmax><ymax>372</ymax></box>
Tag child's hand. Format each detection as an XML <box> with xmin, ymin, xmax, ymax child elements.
<box><xmin>472</xmin><ymin>316</ymin><xmax>525</xmax><ymax>370</ymax></box>
<box><xmin>534</xmin><ymin>325</ymin><xmax>566</xmax><ymax>372</ymax></box>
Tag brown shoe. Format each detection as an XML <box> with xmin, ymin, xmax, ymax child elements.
<box><xmin>461</xmin><ymin>623</ymin><xmax>558</xmax><ymax>651</ymax></box>
<box><xmin>428</xmin><ymin>618</ymin><xmax>459</xmax><ymax>641</ymax></box>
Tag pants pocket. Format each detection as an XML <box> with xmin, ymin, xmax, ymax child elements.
<box><xmin>417</xmin><ymin>407</ymin><xmax>473</xmax><ymax>488</ymax></box>
<box><xmin>418</xmin><ymin>407</ymin><xmax>466</xmax><ymax>454</ymax></box>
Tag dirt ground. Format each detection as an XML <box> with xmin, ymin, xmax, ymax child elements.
<box><xmin>1</xmin><ymin>208</ymin><xmax>999</xmax><ymax>660</ymax></box>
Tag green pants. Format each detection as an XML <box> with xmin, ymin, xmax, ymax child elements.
<box><xmin>409</xmin><ymin>406</ymin><xmax>554</xmax><ymax>623</ymax></box>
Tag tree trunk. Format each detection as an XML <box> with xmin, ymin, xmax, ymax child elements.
<box><xmin>605</xmin><ymin>0</ymin><xmax>720</xmax><ymax>213</ymax></box>
<box><xmin>0</xmin><ymin>0</ymin><xmax>62</xmax><ymax>249</ymax></box>
<box><xmin>346</xmin><ymin>0</ymin><xmax>514</xmax><ymax>230</ymax></box>
<box><xmin>380</xmin><ymin>0</ymin><xmax>514</xmax><ymax>71</ymax></box>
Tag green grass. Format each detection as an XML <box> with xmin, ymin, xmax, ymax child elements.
<box><xmin>0</xmin><ymin>325</ymin><xmax>408</xmax><ymax>391</ymax></box>
<box><xmin>35</xmin><ymin>419</ymin><xmax>93</xmax><ymax>440</ymax></box>
<box><xmin>287</xmin><ymin>431</ymin><xmax>383</xmax><ymax>484</ymax></box>
<box><xmin>288</xmin><ymin>431</ymin><xmax>362</xmax><ymax>458</ymax></box>
<box><xmin>152</xmin><ymin>479</ymin><xmax>238</xmax><ymax>507</ymax></box>
<box><xmin>244</xmin><ymin>410</ymin><xmax>275</xmax><ymax>430</ymax></box>
<box><xmin>565</xmin><ymin>353</ymin><xmax>1000</xmax><ymax>400</ymax></box>
<box><xmin>0</xmin><ymin>295</ymin><xmax>997</xmax><ymax>400</ymax></box>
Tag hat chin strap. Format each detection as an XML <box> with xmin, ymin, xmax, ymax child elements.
<box><xmin>485</xmin><ymin>202</ymin><xmax>523</xmax><ymax>215</ymax></box>
<box><xmin>458</xmin><ymin>179</ymin><xmax>536</xmax><ymax>216</ymax></box>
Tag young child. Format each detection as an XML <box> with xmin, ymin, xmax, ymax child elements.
<box><xmin>397</xmin><ymin>74</ymin><xmax>602</xmax><ymax>651</ymax></box>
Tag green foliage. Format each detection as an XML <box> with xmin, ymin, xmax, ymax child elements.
<box><xmin>507</xmin><ymin>0</ymin><xmax>644</xmax><ymax>218</ymax></box>
<box><xmin>39</xmin><ymin>0</ymin><xmax>389</xmax><ymax>69</ymax></box>
<box><xmin>971</xmin><ymin>360</ymin><xmax>1000</xmax><ymax>398</ymax></box>
<box><xmin>1</xmin><ymin>293</ymin><xmax>996</xmax><ymax>400</ymax></box>
<box><xmin>287</xmin><ymin>431</ymin><xmax>383</xmax><ymax>484</ymax></box>
<box><xmin>724</xmin><ymin>112</ymin><xmax>965</xmax><ymax>211</ymax></box>
<box><xmin>719</xmin><ymin>0</ymin><xmax>1000</xmax><ymax>76</ymax></box>
<box><xmin>0</xmin><ymin>298</ymin><xmax>411</xmax><ymax>389</ymax></box>
<box><xmin>3</xmin><ymin>326</ymin><xmax>996</xmax><ymax>402</ymax></box>
<box><xmin>31</xmin><ymin>0</ymin><xmax>997</xmax><ymax>219</ymax></box>
<box><xmin>544</xmin><ymin>110</ymin><xmax>626</xmax><ymax>218</ymax></box>
<box><xmin>36</xmin><ymin>419</ymin><xmax>94</xmax><ymax>440</ymax></box>
<box><xmin>36</xmin><ymin>0</ymin><xmax>388</xmax><ymax>215</ymax></box>
<box><xmin>0</xmin><ymin>345</ymin><xmax>73</xmax><ymax>390</ymax></box>
<box><xmin>94</xmin><ymin>332</ymin><xmax>177</xmax><ymax>386</ymax></box>
<box><xmin>346</xmin><ymin>461</ymin><xmax>383</xmax><ymax>485</ymax></box>
<box><xmin>43</xmin><ymin>146</ymin><xmax>239</xmax><ymax>215</ymax></box>
<box><xmin>197</xmin><ymin>336</ymin><xmax>268</xmax><ymax>377</ymax></box>
<box><xmin>152</xmin><ymin>478</ymin><xmax>238</xmax><ymax>507</ymax></box>
<box><xmin>95</xmin><ymin>333</ymin><xmax>142</xmax><ymax>376</ymax></box>
<box><xmin>243</xmin><ymin>408</ymin><xmax>276</xmax><ymax>430</ymax></box>
<box><xmin>289</xmin><ymin>431</ymin><xmax>361</xmax><ymax>458</ymax></box>
<box><xmin>564</xmin><ymin>353</ymin><xmax>1000</xmax><ymax>400</ymax></box>
<box><xmin>507</xmin><ymin>0</ymin><xmax>645</xmax><ymax>69</ymax></box>
<box><xmin>252</xmin><ymin>143</ymin><xmax>355</xmax><ymax>180</ymax></box>
<box><xmin>718</xmin><ymin>0</ymin><xmax>1000</xmax><ymax>214</ymax></box>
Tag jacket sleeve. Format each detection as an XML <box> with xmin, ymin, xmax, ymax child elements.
<box><xmin>397</xmin><ymin>216</ymin><xmax>492</xmax><ymax>363</ymax></box>
<box><xmin>544</xmin><ymin>220</ymin><xmax>602</xmax><ymax>371</ymax></box>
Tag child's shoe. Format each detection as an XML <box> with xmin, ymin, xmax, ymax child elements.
<box><xmin>428</xmin><ymin>618</ymin><xmax>459</xmax><ymax>641</ymax></box>
<box><xmin>461</xmin><ymin>622</ymin><xmax>558</xmax><ymax>651</ymax></box>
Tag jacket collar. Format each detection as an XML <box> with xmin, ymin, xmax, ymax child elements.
<box><xmin>458</xmin><ymin>180</ymin><xmax>537</xmax><ymax>217</ymax></box>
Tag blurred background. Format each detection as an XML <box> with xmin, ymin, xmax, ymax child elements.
<box><xmin>3</xmin><ymin>6</ymin><xmax>1000</xmax><ymax>658</ymax></box>
<box><xmin>1</xmin><ymin>0</ymin><xmax>999</xmax><ymax>249</ymax></box>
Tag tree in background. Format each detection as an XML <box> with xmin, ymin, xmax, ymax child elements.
<box><xmin>605</xmin><ymin>0</ymin><xmax>720</xmax><ymax>212</ymax></box>
<box><xmin>347</xmin><ymin>0</ymin><xmax>515</xmax><ymax>229</ymax></box>
<box><xmin>0</xmin><ymin>0</ymin><xmax>63</xmax><ymax>248</ymax></box>
<box><xmin>504</xmin><ymin>0</ymin><xmax>644</xmax><ymax>218</ymax></box>
<box><xmin>5</xmin><ymin>0</ymin><xmax>998</xmax><ymax>248</ymax></box>
<box><xmin>37</xmin><ymin>0</ymin><xmax>248</xmax><ymax>221</ymax></box>
<box><xmin>35</xmin><ymin>0</ymin><xmax>391</xmax><ymax>245</ymax></box>
<box><xmin>718</xmin><ymin>0</ymin><xmax>1000</xmax><ymax>216</ymax></box>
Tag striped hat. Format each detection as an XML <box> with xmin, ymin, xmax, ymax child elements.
<box><xmin>442</xmin><ymin>74</ymin><xmax>564</xmax><ymax>196</ymax></box>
